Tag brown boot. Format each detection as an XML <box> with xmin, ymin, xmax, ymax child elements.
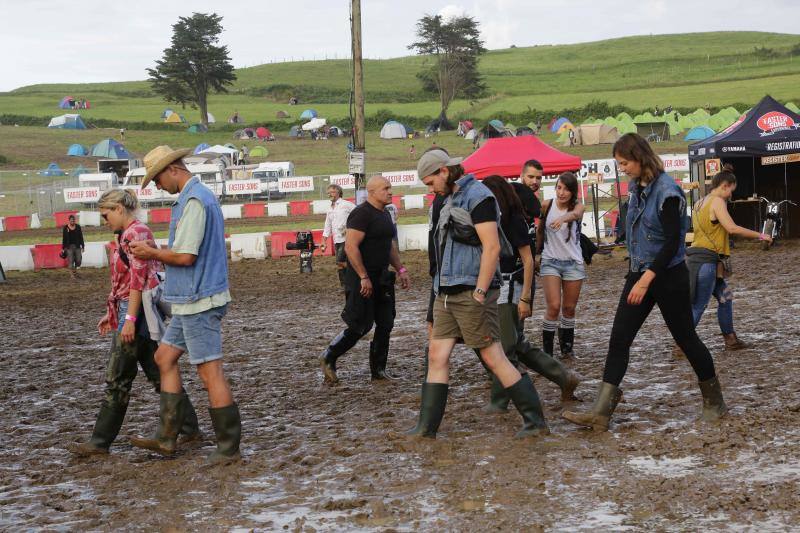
<box><xmin>722</xmin><ymin>333</ymin><xmax>748</xmax><ymax>351</ymax></box>
<box><xmin>561</xmin><ymin>369</ymin><xmax>581</xmax><ymax>403</ymax></box>
<box><xmin>562</xmin><ymin>382</ymin><xmax>623</xmax><ymax>432</ymax></box>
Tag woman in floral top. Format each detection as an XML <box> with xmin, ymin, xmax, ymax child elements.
<box><xmin>70</xmin><ymin>189</ymin><xmax>201</xmax><ymax>456</ymax></box>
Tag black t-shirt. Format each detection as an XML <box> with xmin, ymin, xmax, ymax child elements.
<box><xmin>346</xmin><ymin>201</ymin><xmax>395</xmax><ymax>272</ymax></box>
<box><xmin>428</xmin><ymin>194</ymin><xmax>446</xmax><ymax>278</ymax></box>
<box><xmin>512</xmin><ymin>182</ymin><xmax>541</xmax><ymax>221</ymax></box>
<box><xmin>500</xmin><ymin>213</ymin><xmax>530</xmax><ymax>274</ymax></box>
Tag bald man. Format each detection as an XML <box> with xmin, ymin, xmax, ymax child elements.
<box><xmin>320</xmin><ymin>176</ymin><xmax>410</xmax><ymax>385</ymax></box>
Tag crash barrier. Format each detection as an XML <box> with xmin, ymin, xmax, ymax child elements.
<box><xmin>404</xmin><ymin>194</ymin><xmax>425</xmax><ymax>210</ymax></box>
<box><xmin>312</xmin><ymin>200</ymin><xmax>331</xmax><ymax>215</ymax></box>
<box><xmin>581</xmin><ymin>212</ymin><xmax>606</xmax><ymax>240</ymax></box>
<box><xmin>221</xmin><ymin>204</ymin><xmax>243</xmax><ymax>220</ymax></box>
<box><xmin>32</xmin><ymin>244</ymin><xmax>68</xmax><ymax>270</ymax></box>
<box><xmin>30</xmin><ymin>214</ymin><xmax>41</xmax><ymax>229</ymax></box>
<box><xmin>3</xmin><ymin>215</ymin><xmax>30</xmax><ymax>231</ymax></box>
<box><xmin>135</xmin><ymin>209</ymin><xmax>149</xmax><ymax>224</ymax></box>
<box><xmin>78</xmin><ymin>211</ymin><xmax>102</xmax><ymax>227</ymax></box>
<box><xmin>397</xmin><ymin>224</ymin><xmax>428</xmax><ymax>252</ymax></box>
<box><xmin>267</xmin><ymin>202</ymin><xmax>288</xmax><ymax>217</ymax></box>
<box><xmin>149</xmin><ymin>208</ymin><xmax>172</xmax><ymax>224</ymax></box>
<box><xmin>0</xmin><ymin>218</ymin><xmax>4</xmax><ymax>232</ymax></box>
<box><xmin>230</xmin><ymin>232</ymin><xmax>269</xmax><ymax>261</ymax></box>
<box><xmin>289</xmin><ymin>201</ymin><xmax>311</xmax><ymax>216</ymax></box>
<box><xmin>243</xmin><ymin>203</ymin><xmax>266</xmax><ymax>218</ymax></box>
<box><xmin>0</xmin><ymin>245</ymin><xmax>35</xmax><ymax>270</ymax></box>
<box><xmin>54</xmin><ymin>210</ymin><xmax>79</xmax><ymax>227</ymax></box>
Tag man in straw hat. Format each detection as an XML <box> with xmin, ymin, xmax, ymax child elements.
<box><xmin>128</xmin><ymin>145</ymin><xmax>241</xmax><ymax>463</ymax></box>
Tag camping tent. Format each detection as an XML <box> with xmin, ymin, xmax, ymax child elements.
<box><xmin>786</xmin><ymin>102</ymin><xmax>800</xmax><ymax>114</ymax></box>
<box><xmin>555</xmin><ymin>121</ymin><xmax>576</xmax><ymax>135</ymax></box>
<box><xmin>299</xmin><ymin>109</ymin><xmax>318</xmax><ymax>120</ymax></box>
<box><xmin>224</xmin><ymin>143</ymin><xmax>237</xmax><ymax>150</ymax></box>
<box><xmin>328</xmin><ymin>126</ymin><xmax>342</xmax><ymax>137</ymax></box>
<box><xmin>40</xmin><ymin>163</ymin><xmax>66</xmax><ymax>176</ymax></box>
<box><xmin>161</xmin><ymin>108</ymin><xmax>174</xmax><ymax>119</ymax></box>
<box><xmin>684</xmin><ymin>126</ymin><xmax>715</xmax><ymax>141</ymax></box>
<box><xmin>67</xmin><ymin>144</ymin><xmax>87</xmax><ymax>156</ymax></box>
<box><xmin>634</xmin><ymin>121</ymin><xmax>670</xmax><ymax>141</ymax></box>
<box><xmin>464</xmin><ymin>129</ymin><xmax>477</xmax><ymax>140</ymax></box>
<box><xmin>288</xmin><ymin>125</ymin><xmax>302</xmax><ymax>137</ymax></box>
<box><xmin>90</xmin><ymin>139</ymin><xmax>131</xmax><ymax>159</ymax></box>
<box><xmin>380</xmin><ymin>120</ymin><xmax>408</xmax><ymax>139</ymax></box>
<box><xmin>207</xmin><ymin>112</ymin><xmax>216</xmax><ymax>124</ymax></box>
<box><xmin>276</xmin><ymin>110</ymin><xmax>290</xmax><ymax>119</ymax></box>
<box><xmin>193</xmin><ymin>143</ymin><xmax>211</xmax><ymax>154</ymax></box>
<box><xmin>256</xmin><ymin>127</ymin><xmax>273</xmax><ymax>140</ymax></box>
<box><xmin>197</xmin><ymin>144</ymin><xmax>238</xmax><ymax>156</ymax></box>
<box><xmin>689</xmin><ymin>95</ymin><xmax>800</xmax><ymax>236</ymax></box>
<box><xmin>187</xmin><ymin>124</ymin><xmax>208</xmax><ymax>133</ymax></box>
<box><xmin>302</xmin><ymin>118</ymin><xmax>327</xmax><ymax>131</ymax></box>
<box><xmin>58</xmin><ymin>96</ymin><xmax>76</xmax><ymax>109</ymax></box>
<box><xmin>550</xmin><ymin>117</ymin><xmax>571</xmax><ymax>133</ymax></box>
<box><xmin>249</xmin><ymin>146</ymin><xmax>269</xmax><ymax>157</ymax></box>
<box><xmin>48</xmin><ymin>114</ymin><xmax>86</xmax><ymax>129</ymax></box>
<box><xmin>516</xmin><ymin>126</ymin><xmax>535</xmax><ymax>136</ymax></box>
<box><xmin>164</xmin><ymin>113</ymin><xmax>185</xmax><ymax>123</ymax></box>
<box><xmin>70</xmin><ymin>164</ymin><xmax>88</xmax><ymax>177</ymax></box>
<box><xmin>462</xmin><ymin>136</ymin><xmax>582</xmax><ymax>179</ymax></box>
<box><xmin>573</xmin><ymin>124</ymin><xmax>620</xmax><ymax>145</ymax></box>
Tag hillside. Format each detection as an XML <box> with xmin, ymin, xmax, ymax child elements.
<box><xmin>2</xmin><ymin>31</ymin><xmax>799</xmax><ymax>126</ymax></box>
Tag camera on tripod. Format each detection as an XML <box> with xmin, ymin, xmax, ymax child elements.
<box><xmin>285</xmin><ymin>231</ymin><xmax>319</xmax><ymax>273</ymax></box>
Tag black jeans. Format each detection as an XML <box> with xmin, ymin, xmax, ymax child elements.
<box><xmin>603</xmin><ymin>263</ymin><xmax>716</xmax><ymax>386</ymax></box>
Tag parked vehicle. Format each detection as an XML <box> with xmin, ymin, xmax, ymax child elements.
<box><xmin>251</xmin><ymin>161</ymin><xmax>294</xmax><ymax>199</ymax></box>
<box><xmin>759</xmin><ymin>197</ymin><xmax>797</xmax><ymax>250</ymax></box>
<box><xmin>79</xmin><ymin>172</ymin><xmax>119</xmax><ymax>192</ymax></box>
<box><xmin>123</xmin><ymin>162</ymin><xmax>224</xmax><ymax>204</ymax></box>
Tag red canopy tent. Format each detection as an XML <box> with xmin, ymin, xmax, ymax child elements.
<box><xmin>462</xmin><ymin>136</ymin><xmax>582</xmax><ymax>179</ymax></box>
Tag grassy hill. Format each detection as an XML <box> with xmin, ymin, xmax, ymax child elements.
<box><xmin>2</xmin><ymin>31</ymin><xmax>799</xmax><ymax>127</ymax></box>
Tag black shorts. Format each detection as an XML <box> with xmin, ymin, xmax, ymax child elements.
<box><xmin>426</xmin><ymin>286</ymin><xmax>435</xmax><ymax>324</ymax></box>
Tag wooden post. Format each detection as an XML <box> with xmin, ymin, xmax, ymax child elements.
<box><xmin>351</xmin><ymin>0</ymin><xmax>366</xmax><ymax>197</ymax></box>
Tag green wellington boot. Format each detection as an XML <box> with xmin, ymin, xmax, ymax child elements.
<box><xmin>405</xmin><ymin>383</ymin><xmax>449</xmax><ymax>438</ymax></box>
<box><xmin>518</xmin><ymin>346</ymin><xmax>581</xmax><ymax>402</ymax></box>
<box><xmin>69</xmin><ymin>402</ymin><xmax>127</xmax><ymax>457</ymax></box>
<box><xmin>179</xmin><ymin>393</ymin><xmax>203</xmax><ymax>445</ymax></box>
<box><xmin>562</xmin><ymin>382</ymin><xmax>623</xmax><ymax>432</ymax></box>
<box><xmin>506</xmin><ymin>374</ymin><xmax>550</xmax><ymax>437</ymax></box>
<box><xmin>129</xmin><ymin>391</ymin><xmax>187</xmax><ymax>456</ymax></box>
<box><xmin>484</xmin><ymin>375</ymin><xmax>510</xmax><ymax>414</ymax></box>
<box><xmin>699</xmin><ymin>376</ymin><xmax>728</xmax><ymax>421</ymax></box>
<box><xmin>208</xmin><ymin>403</ymin><xmax>242</xmax><ymax>464</ymax></box>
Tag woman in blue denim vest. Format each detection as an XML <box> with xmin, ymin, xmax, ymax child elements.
<box><xmin>563</xmin><ymin>133</ymin><xmax>727</xmax><ymax>431</ymax></box>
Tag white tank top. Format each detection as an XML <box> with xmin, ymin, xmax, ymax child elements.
<box><xmin>542</xmin><ymin>202</ymin><xmax>583</xmax><ymax>263</ymax></box>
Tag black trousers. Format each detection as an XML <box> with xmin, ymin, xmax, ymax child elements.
<box><xmin>603</xmin><ymin>263</ymin><xmax>716</xmax><ymax>386</ymax></box>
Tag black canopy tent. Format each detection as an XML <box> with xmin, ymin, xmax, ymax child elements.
<box><xmin>689</xmin><ymin>95</ymin><xmax>800</xmax><ymax>237</ymax></box>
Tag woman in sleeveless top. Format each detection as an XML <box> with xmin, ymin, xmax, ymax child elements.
<box><xmin>535</xmin><ymin>172</ymin><xmax>586</xmax><ymax>359</ymax></box>
<box><xmin>686</xmin><ymin>164</ymin><xmax>771</xmax><ymax>351</ymax></box>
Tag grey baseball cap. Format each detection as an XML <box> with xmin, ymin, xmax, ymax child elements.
<box><xmin>416</xmin><ymin>149</ymin><xmax>463</xmax><ymax>179</ymax></box>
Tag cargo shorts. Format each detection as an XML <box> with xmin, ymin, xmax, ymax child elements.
<box><xmin>432</xmin><ymin>288</ymin><xmax>501</xmax><ymax>349</ymax></box>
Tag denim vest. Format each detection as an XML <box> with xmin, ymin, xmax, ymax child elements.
<box><xmin>433</xmin><ymin>174</ymin><xmax>502</xmax><ymax>293</ymax></box>
<box><xmin>627</xmin><ymin>172</ymin><xmax>687</xmax><ymax>272</ymax></box>
<box><xmin>164</xmin><ymin>177</ymin><xmax>229</xmax><ymax>304</ymax></box>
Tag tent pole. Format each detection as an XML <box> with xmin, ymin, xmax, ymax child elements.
<box><xmin>592</xmin><ymin>182</ymin><xmax>601</xmax><ymax>246</ymax></box>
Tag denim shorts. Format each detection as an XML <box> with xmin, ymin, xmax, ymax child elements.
<box><xmin>540</xmin><ymin>258</ymin><xmax>586</xmax><ymax>281</ymax></box>
<box><xmin>161</xmin><ymin>304</ymin><xmax>228</xmax><ymax>365</ymax></box>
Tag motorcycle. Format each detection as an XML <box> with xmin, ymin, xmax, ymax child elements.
<box><xmin>759</xmin><ymin>197</ymin><xmax>797</xmax><ymax>250</ymax></box>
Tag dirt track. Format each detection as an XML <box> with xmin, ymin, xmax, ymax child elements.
<box><xmin>2</xmin><ymin>245</ymin><xmax>799</xmax><ymax>530</ymax></box>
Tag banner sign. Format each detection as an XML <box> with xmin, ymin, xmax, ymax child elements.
<box><xmin>225</xmin><ymin>180</ymin><xmax>261</xmax><ymax>195</ymax></box>
<box><xmin>660</xmin><ymin>153</ymin><xmax>690</xmax><ymax>172</ymax></box>
<box><xmin>330</xmin><ymin>174</ymin><xmax>356</xmax><ymax>189</ymax></box>
<box><xmin>278</xmin><ymin>176</ymin><xmax>314</xmax><ymax>193</ymax></box>
<box><xmin>63</xmin><ymin>187</ymin><xmax>100</xmax><ymax>203</ymax></box>
<box><xmin>383</xmin><ymin>170</ymin><xmax>422</xmax><ymax>187</ymax></box>
<box><xmin>578</xmin><ymin>159</ymin><xmax>617</xmax><ymax>181</ymax></box>
<box><xmin>705</xmin><ymin>159</ymin><xmax>722</xmax><ymax>176</ymax></box>
<box><xmin>761</xmin><ymin>153</ymin><xmax>800</xmax><ymax>166</ymax></box>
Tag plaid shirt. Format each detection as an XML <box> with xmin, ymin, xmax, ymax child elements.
<box><xmin>106</xmin><ymin>220</ymin><xmax>161</xmax><ymax>329</ymax></box>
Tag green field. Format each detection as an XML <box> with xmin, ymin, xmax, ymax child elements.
<box><xmin>2</xmin><ymin>31</ymin><xmax>799</xmax><ymax>129</ymax></box>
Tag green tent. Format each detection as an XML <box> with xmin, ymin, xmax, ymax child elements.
<box><xmin>187</xmin><ymin>123</ymin><xmax>208</xmax><ymax>133</ymax></box>
<box><xmin>249</xmin><ymin>146</ymin><xmax>268</xmax><ymax>157</ymax></box>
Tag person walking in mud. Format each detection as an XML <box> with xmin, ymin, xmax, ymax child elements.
<box><xmin>480</xmin><ymin>176</ymin><xmax>581</xmax><ymax>412</ymax></box>
<box><xmin>685</xmin><ymin>164</ymin><xmax>771</xmax><ymax>351</ymax></box>
<box><xmin>320</xmin><ymin>175</ymin><xmax>410</xmax><ymax>384</ymax></box>
<box><xmin>536</xmin><ymin>172</ymin><xmax>586</xmax><ymax>359</ymax></box>
<box><xmin>563</xmin><ymin>133</ymin><xmax>727</xmax><ymax>432</ymax></box>
<box><xmin>62</xmin><ymin>214</ymin><xmax>84</xmax><ymax>278</ymax></box>
<box><xmin>512</xmin><ymin>159</ymin><xmax>544</xmax><ymax>304</ymax></box>
<box><xmin>320</xmin><ymin>184</ymin><xmax>355</xmax><ymax>287</ymax></box>
<box><xmin>69</xmin><ymin>189</ymin><xmax>201</xmax><ymax>457</ymax></box>
<box><xmin>407</xmin><ymin>150</ymin><xmax>549</xmax><ymax>439</ymax></box>
<box><xmin>128</xmin><ymin>146</ymin><xmax>241</xmax><ymax>463</ymax></box>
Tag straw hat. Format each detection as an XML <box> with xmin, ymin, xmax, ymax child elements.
<box><xmin>140</xmin><ymin>145</ymin><xmax>191</xmax><ymax>189</ymax></box>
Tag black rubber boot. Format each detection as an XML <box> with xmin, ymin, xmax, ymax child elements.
<box><xmin>405</xmin><ymin>383</ymin><xmax>449</xmax><ymax>438</ymax></box>
<box><xmin>505</xmin><ymin>374</ymin><xmax>550</xmax><ymax>437</ymax></box>
<box><xmin>562</xmin><ymin>382</ymin><xmax>623</xmax><ymax>431</ymax></box>
<box><xmin>208</xmin><ymin>403</ymin><xmax>242</xmax><ymax>464</ymax></box>
<box><xmin>517</xmin><ymin>345</ymin><xmax>581</xmax><ymax>402</ymax></box>
<box><xmin>129</xmin><ymin>391</ymin><xmax>186</xmax><ymax>455</ymax></box>
<box><xmin>485</xmin><ymin>375</ymin><xmax>510</xmax><ymax>414</ymax></box>
<box><xmin>337</xmin><ymin>268</ymin><xmax>346</xmax><ymax>287</ymax></box>
<box><xmin>369</xmin><ymin>341</ymin><xmax>396</xmax><ymax>381</ymax></box>
<box><xmin>699</xmin><ymin>376</ymin><xmax>728</xmax><ymax>421</ymax></box>
<box><xmin>320</xmin><ymin>331</ymin><xmax>359</xmax><ymax>384</ymax></box>
<box><xmin>542</xmin><ymin>330</ymin><xmax>555</xmax><ymax>356</ymax></box>
<box><xmin>558</xmin><ymin>328</ymin><xmax>575</xmax><ymax>359</ymax></box>
<box><xmin>69</xmin><ymin>402</ymin><xmax>126</xmax><ymax>456</ymax></box>
<box><xmin>179</xmin><ymin>393</ymin><xmax>203</xmax><ymax>444</ymax></box>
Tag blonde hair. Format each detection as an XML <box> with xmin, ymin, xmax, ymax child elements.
<box><xmin>98</xmin><ymin>188</ymin><xmax>138</xmax><ymax>212</ymax></box>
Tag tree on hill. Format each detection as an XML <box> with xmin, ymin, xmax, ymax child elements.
<box><xmin>147</xmin><ymin>12</ymin><xmax>236</xmax><ymax>126</ymax></box>
<box><xmin>409</xmin><ymin>14</ymin><xmax>486</xmax><ymax>129</ymax></box>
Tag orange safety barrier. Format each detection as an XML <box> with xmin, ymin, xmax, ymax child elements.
<box><xmin>270</xmin><ymin>230</ymin><xmax>332</xmax><ymax>259</ymax></box>
<box><xmin>391</xmin><ymin>196</ymin><xmax>402</xmax><ymax>210</ymax></box>
<box><xmin>54</xmin><ymin>210</ymin><xmax>79</xmax><ymax>227</ymax></box>
<box><xmin>243</xmin><ymin>203</ymin><xmax>266</xmax><ymax>218</ymax></box>
<box><xmin>32</xmin><ymin>244</ymin><xmax>68</xmax><ymax>270</ymax></box>
<box><xmin>3</xmin><ymin>215</ymin><xmax>30</xmax><ymax>231</ymax></box>
<box><xmin>425</xmin><ymin>193</ymin><xmax>435</xmax><ymax>207</ymax></box>
<box><xmin>289</xmin><ymin>201</ymin><xmax>311</xmax><ymax>216</ymax></box>
<box><xmin>148</xmin><ymin>208</ymin><xmax>172</xmax><ymax>224</ymax></box>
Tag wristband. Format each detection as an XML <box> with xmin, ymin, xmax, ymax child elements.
<box><xmin>398</xmin><ymin>267</ymin><xmax>407</xmax><ymax>274</ymax></box>
<box><xmin>361</xmin><ymin>275</ymin><xmax>369</xmax><ymax>280</ymax></box>
<box><xmin>519</xmin><ymin>297</ymin><xmax>531</xmax><ymax>304</ymax></box>
<box><xmin>124</xmin><ymin>314</ymin><xmax>137</xmax><ymax>323</ymax></box>
<box><xmin>759</xmin><ymin>233</ymin><xmax>769</xmax><ymax>241</ymax></box>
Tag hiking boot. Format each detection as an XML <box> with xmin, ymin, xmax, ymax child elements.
<box><xmin>129</xmin><ymin>391</ymin><xmax>186</xmax><ymax>456</ymax></box>
<box><xmin>405</xmin><ymin>383</ymin><xmax>449</xmax><ymax>439</ymax></box>
<box><xmin>506</xmin><ymin>374</ymin><xmax>549</xmax><ymax>437</ymax></box>
<box><xmin>207</xmin><ymin>403</ymin><xmax>242</xmax><ymax>464</ymax></box>
<box><xmin>562</xmin><ymin>382</ymin><xmax>623</xmax><ymax>432</ymax></box>
<box><xmin>722</xmin><ymin>333</ymin><xmax>748</xmax><ymax>351</ymax></box>
<box><xmin>699</xmin><ymin>376</ymin><xmax>728</xmax><ymax>421</ymax></box>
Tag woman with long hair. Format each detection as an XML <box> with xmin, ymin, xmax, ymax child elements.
<box><xmin>481</xmin><ymin>176</ymin><xmax>581</xmax><ymax>411</ymax></box>
<box><xmin>536</xmin><ymin>172</ymin><xmax>586</xmax><ymax>359</ymax></box>
<box><xmin>69</xmin><ymin>189</ymin><xmax>200</xmax><ymax>456</ymax></box>
<box><xmin>686</xmin><ymin>164</ymin><xmax>771</xmax><ymax>349</ymax></box>
<box><xmin>563</xmin><ymin>133</ymin><xmax>727</xmax><ymax>431</ymax></box>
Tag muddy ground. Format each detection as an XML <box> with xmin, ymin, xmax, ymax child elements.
<box><xmin>1</xmin><ymin>244</ymin><xmax>799</xmax><ymax>531</ymax></box>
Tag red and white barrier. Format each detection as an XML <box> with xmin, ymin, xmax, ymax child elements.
<box><xmin>0</xmin><ymin>245</ymin><xmax>34</xmax><ymax>270</ymax></box>
<box><xmin>221</xmin><ymin>204</ymin><xmax>243</xmax><ymax>220</ymax></box>
<box><xmin>54</xmin><ymin>210</ymin><xmax>78</xmax><ymax>227</ymax></box>
<box><xmin>149</xmin><ymin>208</ymin><xmax>171</xmax><ymax>224</ymax></box>
<box><xmin>397</xmin><ymin>224</ymin><xmax>428</xmax><ymax>252</ymax></box>
<box><xmin>79</xmin><ymin>211</ymin><xmax>102</xmax><ymax>227</ymax></box>
<box><xmin>267</xmin><ymin>202</ymin><xmax>288</xmax><ymax>217</ymax></box>
<box><xmin>404</xmin><ymin>195</ymin><xmax>425</xmax><ymax>210</ymax></box>
<box><xmin>230</xmin><ymin>232</ymin><xmax>269</xmax><ymax>261</ymax></box>
<box><xmin>312</xmin><ymin>200</ymin><xmax>331</xmax><ymax>215</ymax></box>
<box><xmin>32</xmin><ymin>244</ymin><xmax>68</xmax><ymax>270</ymax></box>
<box><xmin>3</xmin><ymin>215</ymin><xmax>30</xmax><ymax>231</ymax></box>
<box><xmin>30</xmin><ymin>214</ymin><xmax>41</xmax><ymax>229</ymax></box>
<box><xmin>243</xmin><ymin>203</ymin><xmax>266</xmax><ymax>218</ymax></box>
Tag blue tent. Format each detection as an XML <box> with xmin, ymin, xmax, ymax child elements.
<box><xmin>684</xmin><ymin>125</ymin><xmax>716</xmax><ymax>141</ymax></box>
<box><xmin>40</xmin><ymin>163</ymin><xmax>66</xmax><ymax>176</ymax></box>
<box><xmin>550</xmin><ymin>117</ymin><xmax>570</xmax><ymax>133</ymax></box>
<box><xmin>299</xmin><ymin>109</ymin><xmax>318</xmax><ymax>120</ymax></box>
<box><xmin>67</xmin><ymin>143</ymin><xmax>87</xmax><ymax>156</ymax></box>
<box><xmin>161</xmin><ymin>108</ymin><xmax>175</xmax><ymax>119</ymax></box>
<box><xmin>70</xmin><ymin>164</ymin><xmax>89</xmax><ymax>177</ymax></box>
<box><xmin>59</xmin><ymin>96</ymin><xmax>76</xmax><ymax>109</ymax></box>
<box><xmin>48</xmin><ymin>114</ymin><xmax>86</xmax><ymax>129</ymax></box>
<box><xmin>194</xmin><ymin>143</ymin><xmax>211</xmax><ymax>154</ymax></box>
<box><xmin>90</xmin><ymin>139</ymin><xmax>131</xmax><ymax>159</ymax></box>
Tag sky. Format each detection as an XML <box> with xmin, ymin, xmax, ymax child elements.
<box><xmin>1</xmin><ymin>0</ymin><xmax>799</xmax><ymax>92</ymax></box>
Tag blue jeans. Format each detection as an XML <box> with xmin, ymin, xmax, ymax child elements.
<box><xmin>691</xmin><ymin>262</ymin><xmax>734</xmax><ymax>334</ymax></box>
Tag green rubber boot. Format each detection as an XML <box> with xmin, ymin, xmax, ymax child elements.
<box><xmin>179</xmin><ymin>393</ymin><xmax>203</xmax><ymax>444</ymax></box>
<box><xmin>484</xmin><ymin>374</ymin><xmax>510</xmax><ymax>414</ymax></box>
<box><xmin>562</xmin><ymin>382</ymin><xmax>623</xmax><ymax>432</ymax></box>
<box><xmin>129</xmin><ymin>391</ymin><xmax>186</xmax><ymax>456</ymax></box>
<box><xmin>69</xmin><ymin>402</ymin><xmax>127</xmax><ymax>457</ymax></box>
<box><xmin>518</xmin><ymin>345</ymin><xmax>581</xmax><ymax>402</ymax></box>
<box><xmin>699</xmin><ymin>376</ymin><xmax>728</xmax><ymax>421</ymax></box>
<box><xmin>506</xmin><ymin>374</ymin><xmax>550</xmax><ymax>437</ymax></box>
<box><xmin>208</xmin><ymin>403</ymin><xmax>242</xmax><ymax>464</ymax></box>
<box><xmin>405</xmin><ymin>383</ymin><xmax>449</xmax><ymax>438</ymax></box>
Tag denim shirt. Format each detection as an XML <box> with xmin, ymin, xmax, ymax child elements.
<box><xmin>433</xmin><ymin>174</ymin><xmax>502</xmax><ymax>293</ymax></box>
<box><xmin>626</xmin><ymin>171</ymin><xmax>687</xmax><ymax>272</ymax></box>
<box><xmin>163</xmin><ymin>177</ymin><xmax>229</xmax><ymax>304</ymax></box>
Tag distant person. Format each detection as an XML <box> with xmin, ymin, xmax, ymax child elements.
<box><xmin>409</xmin><ymin>144</ymin><xmax>416</xmax><ymax>159</ymax></box>
<box><xmin>568</xmin><ymin>128</ymin><xmax>576</xmax><ymax>146</ymax></box>
<box><xmin>321</xmin><ymin>184</ymin><xmax>356</xmax><ymax>287</ymax></box>
<box><xmin>62</xmin><ymin>214</ymin><xmax>84</xmax><ymax>278</ymax></box>
<box><xmin>241</xmin><ymin>145</ymin><xmax>249</xmax><ymax>162</ymax></box>
<box><xmin>119</xmin><ymin>128</ymin><xmax>126</xmax><ymax>140</ymax></box>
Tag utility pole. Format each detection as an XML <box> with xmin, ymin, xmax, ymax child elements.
<box><xmin>350</xmin><ymin>0</ymin><xmax>367</xmax><ymax>202</ymax></box>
